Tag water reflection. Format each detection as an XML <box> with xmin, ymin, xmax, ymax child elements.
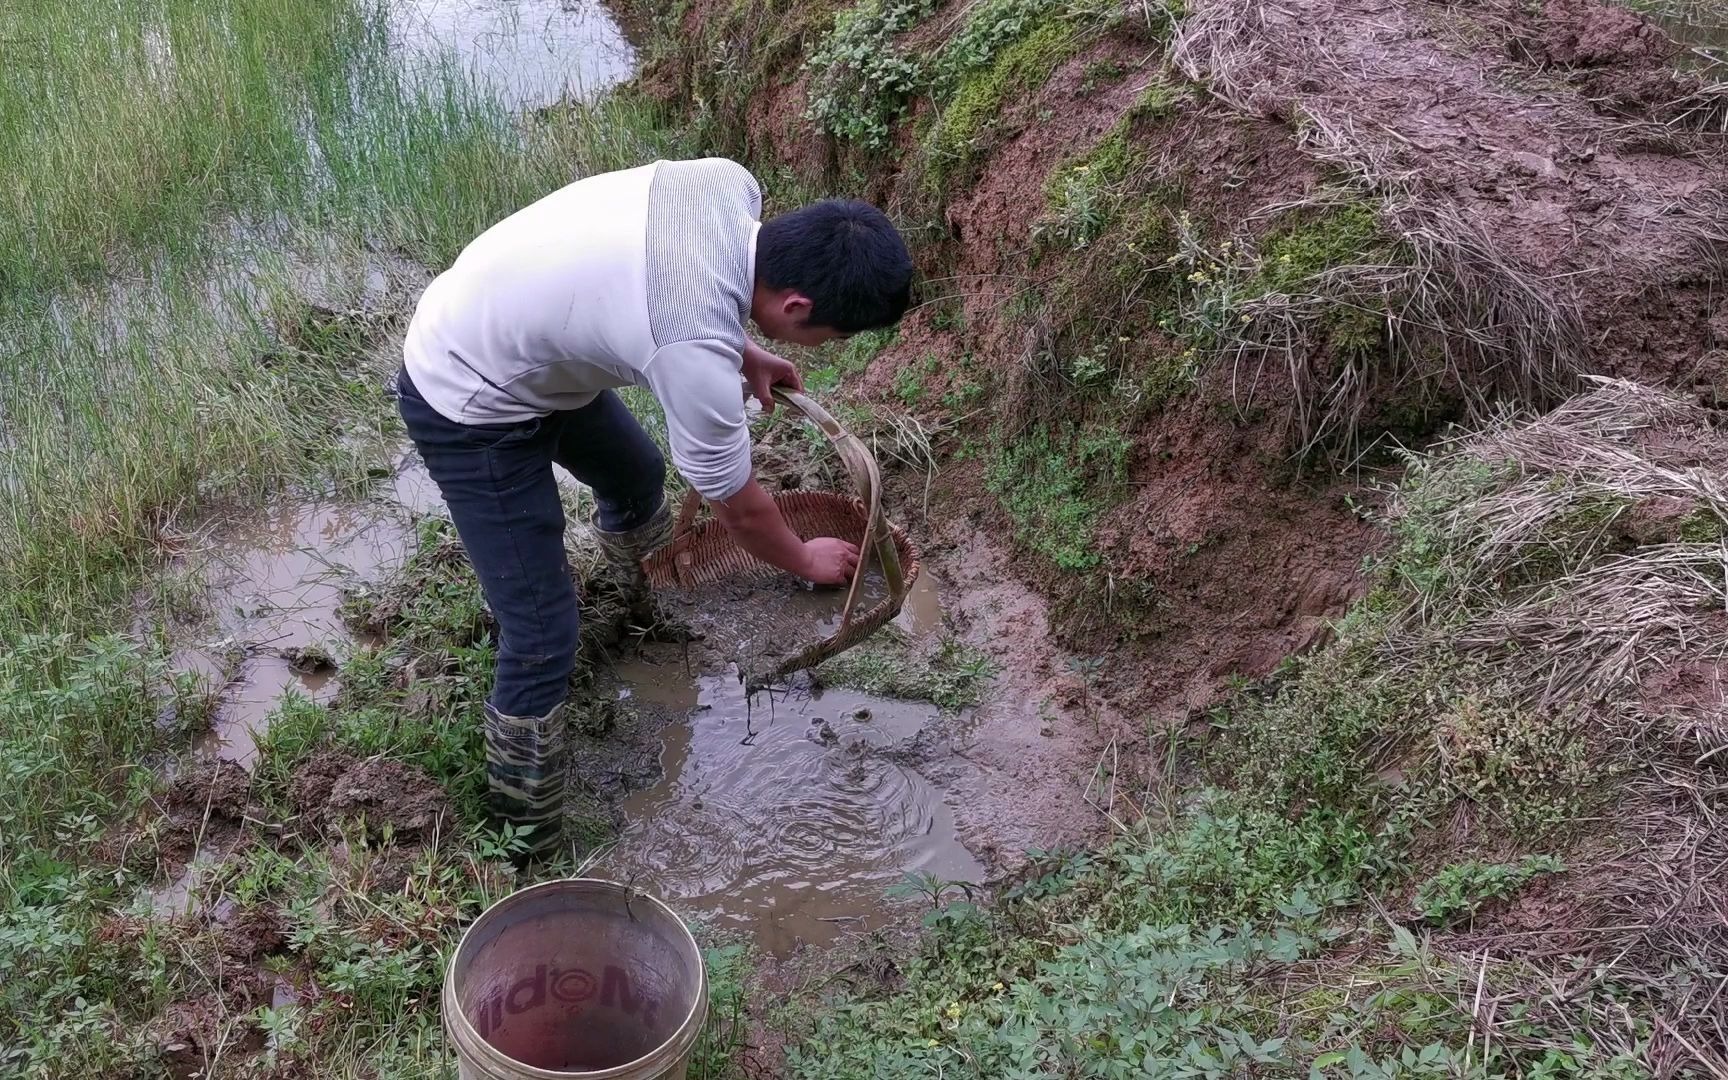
<box><xmin>390</xmin><ymin>0</ymin><xmax>635</xmax><ymax>107</ymax></box>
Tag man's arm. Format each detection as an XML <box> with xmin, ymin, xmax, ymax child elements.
<box><xmin>711</xmin><ymin>478</ymin><xmax>859</xmax><ymax>584</ymax></box>
<box><xmin>642</xmin><ymin>339</ymin><xmax>859</xmax><ymax>585</ymax></box>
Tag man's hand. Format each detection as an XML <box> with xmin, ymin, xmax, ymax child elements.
<box><xmin>742</xmin><ymin>341</ymin><xmax>803</xmax><ymax>413</ymax></box>
<box><xmin>713</xmin><ymin>478</ymin><xmax>862</xmax><ymax>585</ymax></box>
<box><xmin>799</xmin><ymin>537</ymin><xmax>861</xmax><ymax>586</ymax></box>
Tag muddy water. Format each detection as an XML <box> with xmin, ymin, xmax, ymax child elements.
<box><xmin>602</xmin><ymin>576</ymin><xmax>984</xmax><ymax>956</ymax></box>
<box><xmin>191</xmin><ymin>657</ymin><xmax>338</xmax><ymax>768</ymax></box>
<box><xmin>146</xmin><ymin>834</ymin><xmax>239</xmax><ymax>917</ymax></box>
<box><xmin>391</xmin><ymin>0</ymin><xmax>634</xmax><ymax>106</ymax></box>
<box><xmin>183</xmin><ymin>489</ymin><xmax>419</xmax><ymax>768</ymax></box>
<box><xmin>896</xmin><ymin>573</ymin><xmax>943</xmax><ymax>637</ymax></box>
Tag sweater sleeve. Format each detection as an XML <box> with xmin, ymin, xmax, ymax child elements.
<box><xmin>640</xmin><ymin>338</ymin><xmax>753</xmax><ymax>500</ymax></box>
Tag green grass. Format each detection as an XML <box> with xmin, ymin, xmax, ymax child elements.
<box><xmin>986</xmin><ymin>421</ymin><xmax>1132</xmax><ymax>572</ymax></box>
<box><xmin>0</xmin><ymin>0</ymin><xmax>685</xmax><ymax>296</ymax></box>
<box><xmin>922</xmin><ymin>16</ymin><xmax>1087</xmax><ymax>188</ymax></box>
<box><xmin>780</xmin><ymin>798</ymin><xmax>1645</xmax><ymax>1079</ymax></box>
<box><xmin>0</xmin><ymin>262</ymin><xmax>390</xmax><ymax>636</ymax></box>
<box><xmin>0</xmin><ymin>0</ymin><xmax>687</xmax><ymax>639</ymax></box>
<box><xmin>0</xmin><ymin>4</ymin><xmax>701</xmax><ymax>1072</ymax></box>
<box><xmin>772</xmin><ymin>390</ymin><xmax>1711</xmax><ymax>1076</ymax></box>
<box><xmin>1414</xmin><ymin>855</ymin><xmax>1565</xmax><ymax>926</ymax></box>
<box><xmin>1</xmin><ymin>514</ymin><xmax>623</xmax><ymax>1074</ymax></box>
<box><xmin>1035</xmin><ymin>79</ymin><xmax>1184</xmax><ymax>251</ymax></box>
<box><xmin>814</xmin><ymin>631</ymin><xmax>995</xmax><ymax>710</ymax></box>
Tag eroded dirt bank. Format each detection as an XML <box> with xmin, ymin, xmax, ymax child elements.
<box><xmin>625</xmin><ymin>0</ymin><xmax>1725</xmax><ymax>737</ymax></box>
<box><xmin>613</xmin><ymin>0</ymin><xmax>1728</xmax><ymax>1068</ymax></box>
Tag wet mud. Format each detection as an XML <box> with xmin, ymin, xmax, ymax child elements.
<box><xmin>290</xmin><ymin>747</ymin><xmax>452</xmax><ymax>839</ymax></box>
<box><xmin>144</xmin><ymin>437</ymin><xmax>1119</xmax><ymax>959</ymax></box>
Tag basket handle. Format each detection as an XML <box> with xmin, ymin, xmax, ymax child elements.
<box><xmin>665</xmin><ymin>388</ymin><xmax>907</xmax><ymax>625</ymax></box>
<box><xmin>770</xmin><ymin>387</ymin><xmax>905</xmax><ymax>630</ymax></box>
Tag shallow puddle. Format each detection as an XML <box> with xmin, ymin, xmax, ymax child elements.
<box><xmin>604</xmin><ymin>667</ymin><xmax>983</xmax><ymax>955</ymax></box>
<box><xmin>192</xmin><ymin>655</ymin><xmax>338</xmax><ymax>769</ymax></box>
<box><xmin>147</xmin><ymin>837</ymin><xmax>237</xmax><ymax>918</ymax></box>
<box><xmin>602</xmin><ymin>574</ymin><xmax>984</xmax><ymax>957</ymax></box>
<box><xmin>181</xmin><ymin>494</ymin><xmax>417</xmax><ymax>768</ymax></box>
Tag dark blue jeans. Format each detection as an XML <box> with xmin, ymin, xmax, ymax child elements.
<box><xmin>396</xmin><ymin>369</ymin><xmax>666</xmax><ymax>717</ymax></box>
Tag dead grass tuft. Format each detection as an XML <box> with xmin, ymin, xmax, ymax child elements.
<box><xmin>1364</xmin><ymin>380</ymin><xmax>1728</xmax><ymax>1054</ymax></box>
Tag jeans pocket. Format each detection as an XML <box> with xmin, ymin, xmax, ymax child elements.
<box><xmin>465</xmin><ymin>416</ymin><xmax>542</xmax><ymax>450</ymax></box>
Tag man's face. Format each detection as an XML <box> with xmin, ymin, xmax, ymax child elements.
<box><xmin>751</xmin><ymin>288</ymin><xmax>848</xmax><ymax>347</ymax></box>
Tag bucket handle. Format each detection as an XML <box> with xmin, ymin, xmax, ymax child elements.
<box><xmin>669</xmin><ymin>387</ymin><xmax>906</xmax><ymax>630</ymax></box>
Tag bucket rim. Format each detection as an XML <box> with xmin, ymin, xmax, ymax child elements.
<box><xmin>443</xmin><ymin>877</ymin><xmax>709</xmax><ymax>1079</ymax></box>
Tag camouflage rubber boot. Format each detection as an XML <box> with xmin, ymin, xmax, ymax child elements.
<box><xmin>590</xmin><ymin>499</ymin><xmax>673</xmax><ymax>581</ymax></box>
<box><xmin>483</xmin><ymin>701</ymin><xmax>568</xmax><ymax>860</ymax></box>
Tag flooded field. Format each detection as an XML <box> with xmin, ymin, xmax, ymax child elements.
<box><xmin>392</xmin><ymin>0</ymin><xmax>633</xmax><ymax>104</ymax></box>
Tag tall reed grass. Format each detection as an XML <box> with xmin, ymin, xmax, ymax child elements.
<box><xmin>0</xmin><ymin>0</ymin><xmax>685</xmax><ymax>636</ymax></box>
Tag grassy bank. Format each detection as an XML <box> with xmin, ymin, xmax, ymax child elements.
<box><xmin>771</xmin><ymin>380</ymin><xmax>1727</xmax><ymax>1076</ymax></box>
<box><xmin>614</xmin><ymin>0</ymin><xmax>1728</xmax><ymax>1072</ymax></box>
<box><xmin>0</xmin><ymin>2</ymin><xmax>695</xmax><ymax>1073</ymax></box>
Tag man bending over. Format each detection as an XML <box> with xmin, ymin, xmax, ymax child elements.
<box><xmin>397</xmin><ymin>157</ymin><xmax>914</xmax><ymax>857</ymax></box>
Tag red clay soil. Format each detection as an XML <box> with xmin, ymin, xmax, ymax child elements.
<box><xmin>875</xmin><ymin>38</ymin><xmax>1381</xmax><ymax>719</ymax></box>
<box><xmin>639</xmin><ymin>0</ymin><xmax>1724</xmax><ymax>864</ymax></box>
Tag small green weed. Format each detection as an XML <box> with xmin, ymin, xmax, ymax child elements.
<box><xmin>1431</xmin><ymin>697</ymin><xmax>1600</xmax><ymax>834</ymax></box>
<box><xmin>1078</xmin><ymin>57</ymin><xmax>1126</xmax><ymax>94</ymax></box>
<box><xmin>1414</xmin><ymin>855</ymin><xmax>1565</xmax><ymax>925</ymax></box>
<box><xmin>804</xmin><ymin>0</ymin><xmax>936</xmax><ymax>149</ymax></box>
<box><xmin>690</xmin><ymin>943</ymin><xmax>752</xmax><ymax>1078</ymax></box>
<box><xmin>1035</xmin><ymin>80</ymin><xmax>1182</xmax><ymax>252</ymax></box>
<box><xmin>1066</xmin><ymin>342</ymin><xmax>1111</xmax><ymax>388</ymax></box>
<box><xmin>815</xmin><ymin>631</ymin><xmax>995</xmax><ymax>710</ymax></box>
<box><xmin>893</xmin><ymin>358</ymin><xmax>930</xmax><ymax>405</ymax></box>
<box><xmin>804</xmin><ymin>326</ymin><xmax>900</xmax><ymax>393</ymax></box>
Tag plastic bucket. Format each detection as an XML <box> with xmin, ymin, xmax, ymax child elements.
<box><xmin>443</xmin><ymin>879</ymin><xmax>708</xmax><ymax>1079</ymax></box>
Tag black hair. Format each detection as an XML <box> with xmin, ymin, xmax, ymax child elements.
<box><xmin>755</xmin><ymin>199</ymin><xmax>913</xmax><ymax>333</ymax></box>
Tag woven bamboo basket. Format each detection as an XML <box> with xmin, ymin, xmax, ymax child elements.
<box><xmin>641</xmin><ymin>388</ymin><xmax>919</xmax><ymax>691</ymax></box>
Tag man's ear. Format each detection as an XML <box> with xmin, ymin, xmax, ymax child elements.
<box><xmin>780</xmin><ymin>292</ymin><xmax>815</xmax><ymax>322</ymax></box>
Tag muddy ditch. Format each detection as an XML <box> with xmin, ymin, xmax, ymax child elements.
<box><xmin>129</xmin><ymin>407</ymin><xmax>1115</xmax><ymax>969</ymax></box>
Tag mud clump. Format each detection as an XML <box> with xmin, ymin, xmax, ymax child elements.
<box><xmin>167</xmin><ymin>758</ymin><xmax>253</xmax><ymax>821</ymax></box>
<box><xmin>1523</xmin><ymin>0</ymin><xmax>1675</xmax><ymax>67</ymax></box>
<box><xmin>287</xmin><ymin>746</ymin><xmax>354</xmax><ymax>813</ymax></box>
<box><xmin>281</xmin><ymin>644</ymin><xmax>336</xmax><ymax>675</ymax></box>
<box><xmin>345</xmin><ymin>842</ymin><xmax>427</xmax><ymax>895</ymax></box>
<box><xmin>219</xmin><ymin>904</ymin><xmax>287</xmax><ymax>961</ymax></box>
<box><xmin>148</xmin><ymin>989</ymin><xmax>269</xmax><ymax>1078</ymax></box>
<box><xmin>753</xmin><ymin>435</ymin><xmax>839</xmax><ymax>493</ymax></box>
<box><xmin>290</xmin><ymin>748</ymin><xmax>449</xmax><ymax>839</ymax></box>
